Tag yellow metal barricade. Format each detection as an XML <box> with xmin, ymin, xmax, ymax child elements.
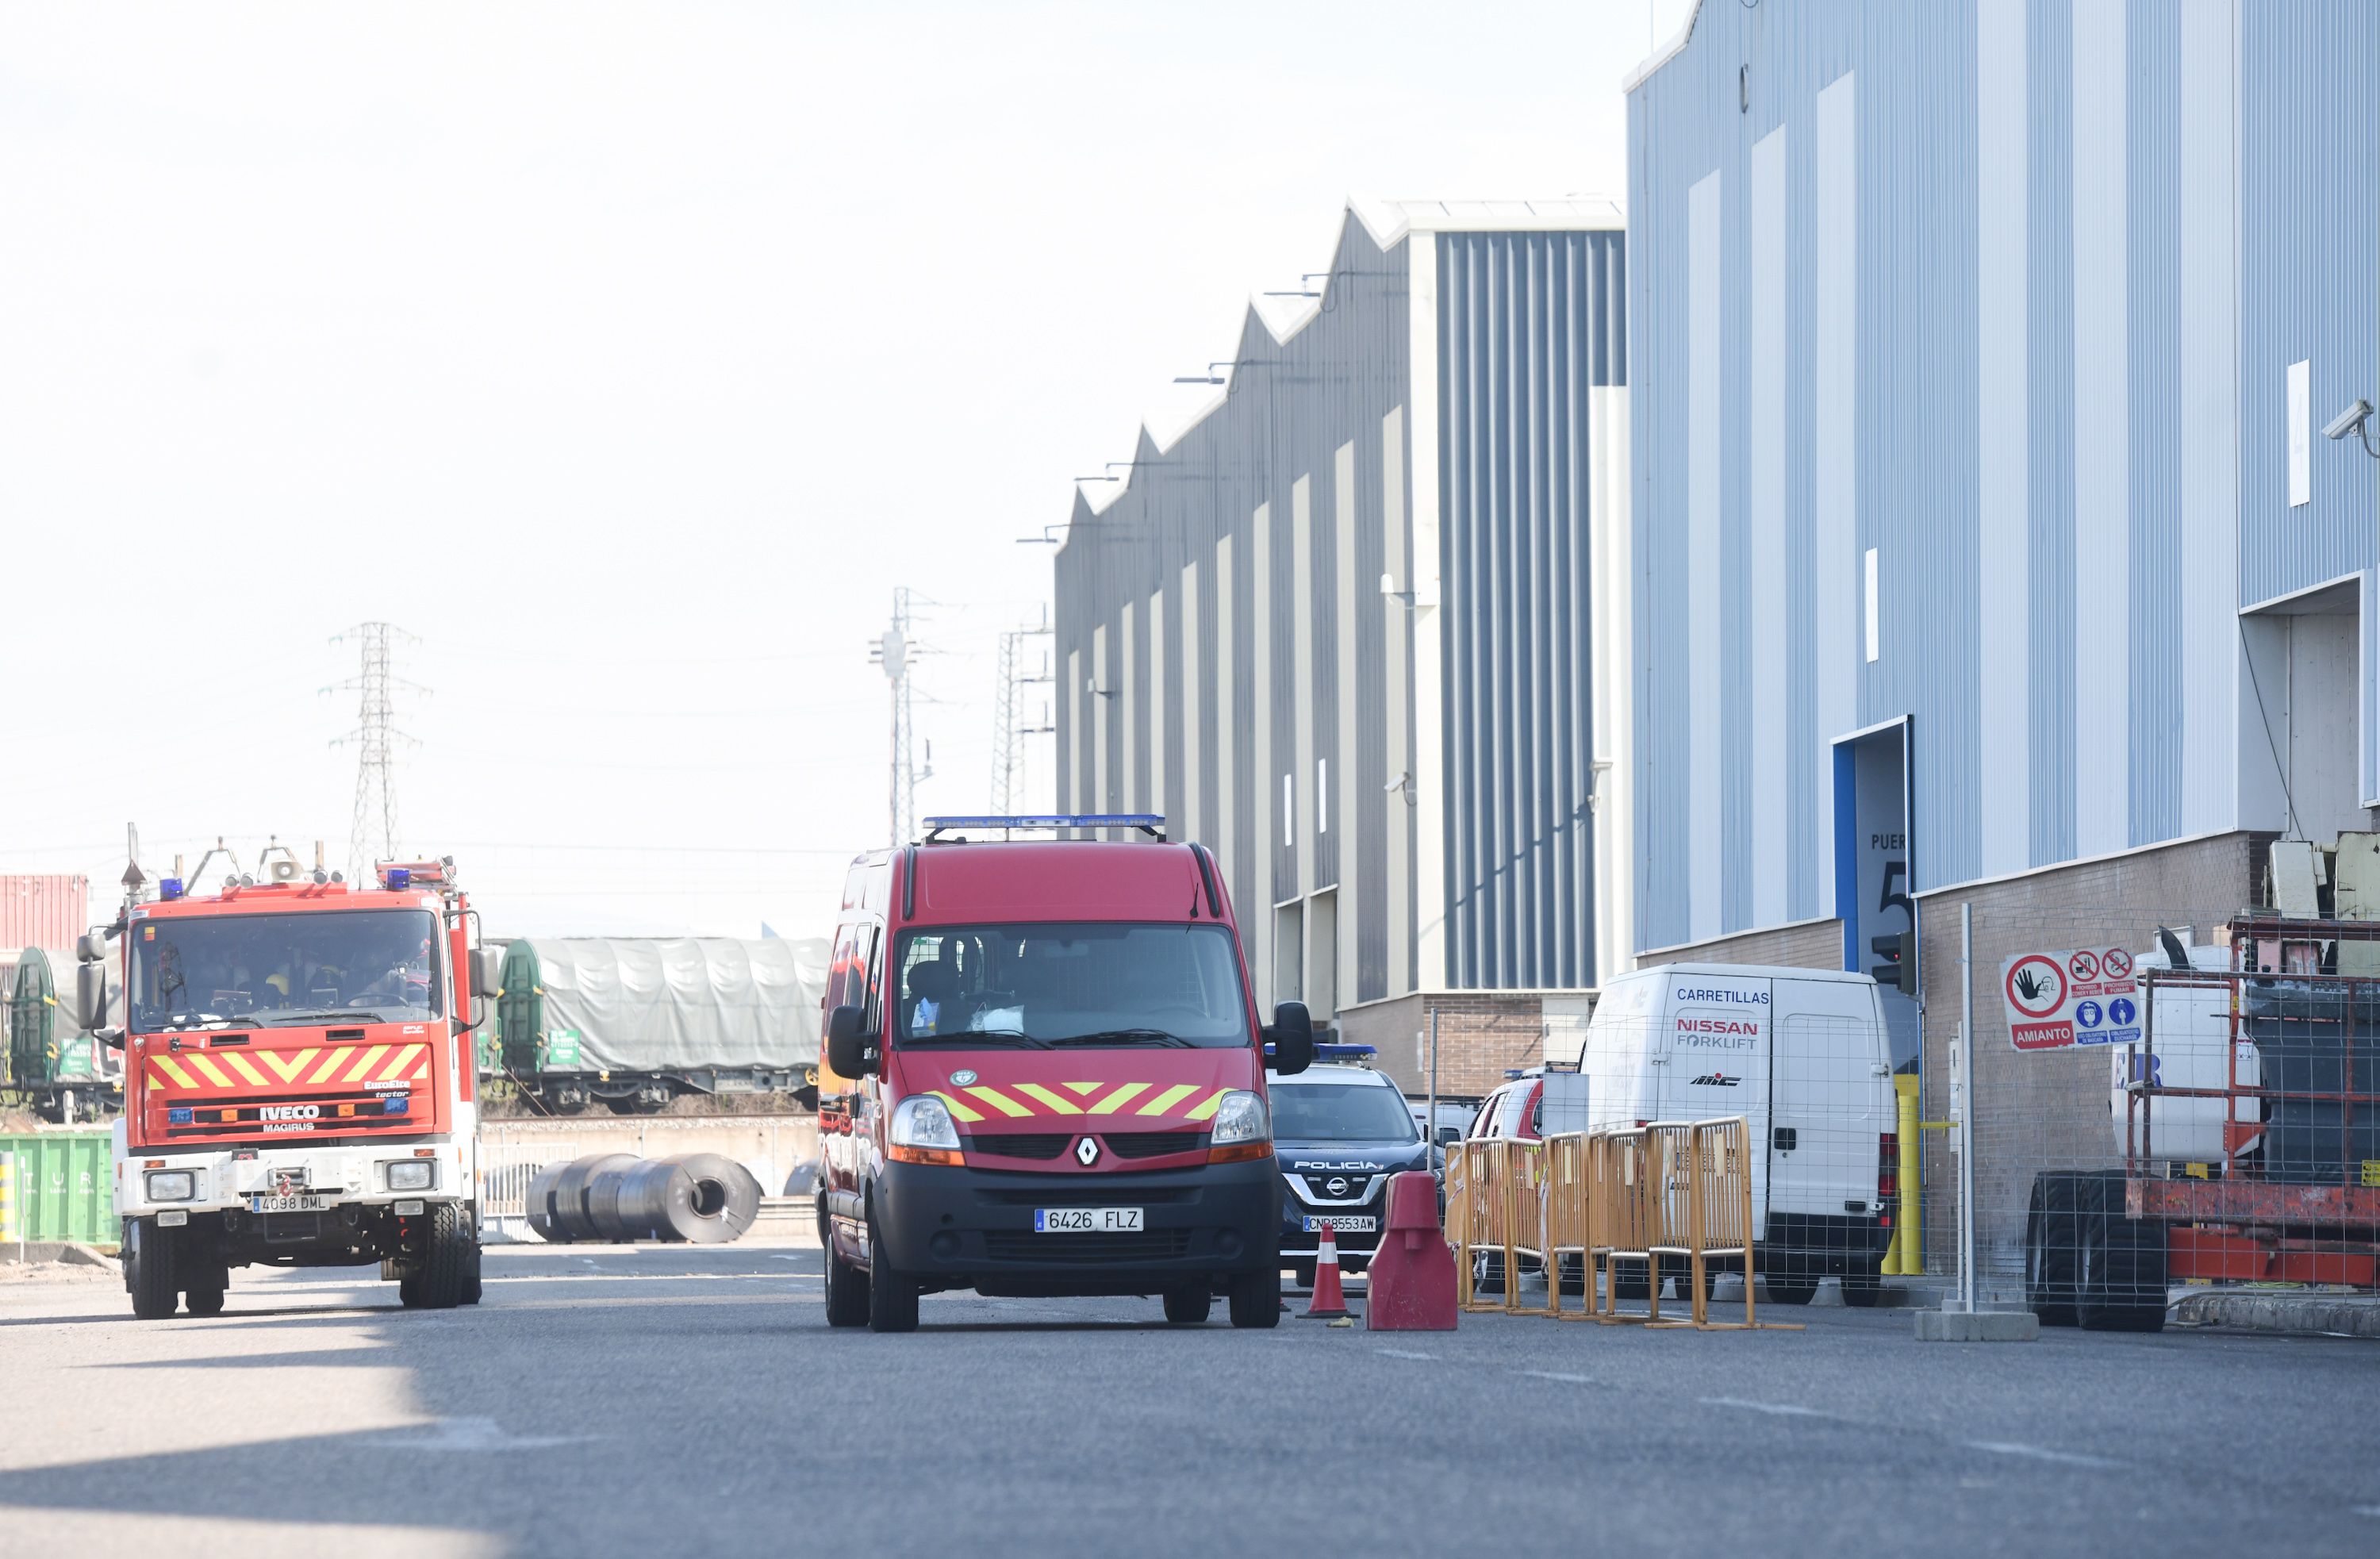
<box><xmin>1590</xmin><ymin>1127</ymin><xmax>1656</xmax><ymax>1323</ymax></box>
<box><xmin>1542</xmin><ymin>1132</ymin><xmax>1595</xmax><ymax>1319</ymax></box>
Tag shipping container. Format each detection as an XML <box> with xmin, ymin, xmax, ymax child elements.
<box><xmin>0</xmin><ymin>874</ymin><xmax>90</xmax><ymax>952</ymax></box>
<box><xmin>0</xmin><ymin>1130</ymin><xmax>116</xmax><ymax>1247</ymax></box>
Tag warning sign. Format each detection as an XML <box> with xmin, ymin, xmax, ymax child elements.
<box><xmin>2003</xmin><ymin>947</ymin><xmax>2140</xmax><ymax>1052</ymax></box>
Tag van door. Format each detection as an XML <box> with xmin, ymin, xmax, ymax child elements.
<box><xmin>1576</xmin><ymin>973</ymin><xmax>1658</xmax><ymax>1131</ymax></box>
<box><xmin>1768</xmin><ymin>977</ymin><xmax>1887</xmax><ymax>1234</ymax></box>
<box><xmin>1659</xmin><ymin>972</ymin><xmax>1774</xmax><ymax>1235</ymax></box>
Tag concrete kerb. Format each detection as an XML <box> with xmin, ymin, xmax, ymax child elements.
<box><xmin>2171</xmin><ymin>1290</ymin><xmax>2380</xmax><ymax>1339</ymax></box>
<box><xmin>1</xmin><ymin>1242</ymin><xmax>119</xmax><ymax>1269</ymax></box>
<box><xmin>1915</xmin><ymin>1307</ymin><xmax>2041</xmax><ymax>1342</ymax></box>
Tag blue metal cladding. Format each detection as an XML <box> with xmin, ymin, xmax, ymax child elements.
<box><xmin>1436</xmin><ymin>229</ymin><xmax>1625</xmax><ymax>990</ymax></box>
<box><xmin>1629</xmin><ymin>0</ymin><xmax>2380</xmax><ymax>955</ymax></box>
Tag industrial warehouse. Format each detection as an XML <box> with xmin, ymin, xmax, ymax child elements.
<box><xmin>5</xmin><ymin>4</ymin><xmax>2378</xmax><ymax>1555</ymax></box>
<box><xmin>1054</xmin><ymin>199</ymin><xmax>1631</xmax><ymax>1096</ymax></box>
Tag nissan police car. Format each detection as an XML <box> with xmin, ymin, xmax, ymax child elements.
<box><xmin>1266</xmin><ymin>1044</ymin><xmax>1433</xmax><ymax>1287</ymax></box>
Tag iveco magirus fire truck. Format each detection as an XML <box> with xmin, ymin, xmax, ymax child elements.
<box><xmin>81</xmin><ymin>842</ymin><xmax>497</xmax><ymax>1319</ymax></box>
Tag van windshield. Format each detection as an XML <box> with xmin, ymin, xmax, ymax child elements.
<box><xmin>1271</xmin><ymin>1083</ymin><xmax>1419</xmax><ymax>1144</ymax></box>
<box><xmin>892</xmin><ymin>923</ymin><xmax>1252</xmax><ymax>1049</ymax></box>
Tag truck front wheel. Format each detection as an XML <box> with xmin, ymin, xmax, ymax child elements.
<box><xmin>400</xmin><ymin>1204</ymin><xmax>475</xmax><ymax>1310</ymax></box>
<box><xmin>125</xmin><ymin>1219</ymin><xmax>180</xmax><ymax>1320</ymax></box>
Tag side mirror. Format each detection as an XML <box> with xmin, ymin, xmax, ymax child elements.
<box><xmin>825</xmin><ymin>1004</ymin><xmax>877</xmax><ymax>1079</ymax></box>
<box><xmin>1265</xmin><ymin>1000</ymin><xmax>1315</xmax><ymax>1076</ymax></box>
<box><xmin>470</xmin><ymin>947</ymin><xmax>505</xmax><ymax>1000</ymax></box>
<box><xmin>77</xmin><ymin>931</ymin><xmax>108</xmax><ymax>963</ymax></box>
<box><xmin>75</xmin><ymin>962</ymin><xmax>111</xmax><ymax>1030</ymax></box>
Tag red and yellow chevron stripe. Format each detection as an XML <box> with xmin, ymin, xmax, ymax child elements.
<box><xmin>923</xmin><ymin>1081</ymin><xmax>1231</xmax><ymax>1126</ymax></box>
<box><xmin>145</xmin><ymin>1042</ymin><xmax>432</xmax><ymax>1095</ymax></box>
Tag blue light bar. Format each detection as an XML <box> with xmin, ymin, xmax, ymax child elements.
<box><xmin>159</xmin><ymin>877</ymin><xmax>184</xmax><ymax>901</ymax></box>
<box><xmin>1315</xmin><ymin>1043</ymin><xmax>1376</xmax><ymax>1060</ymax></box>
<box><xmin>381</xmin><ymin>866</ymin><xmax>411</xmax><ymax>890</ymax></box>
<box><xmin>922</xmin><ymin>814</ymin><xmax>1167</xmax><ymax>839</ymax></box>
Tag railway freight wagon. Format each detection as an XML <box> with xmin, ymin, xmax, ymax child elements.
<box><xmin>5</xmin><ymin>947</ymin><xmax>120</xmax><ymax>1123</ymax></box>
<box><xmin>497</xmin><ymin>938</ymin><xmax>827</xmax><ymax>1114</ymax></box>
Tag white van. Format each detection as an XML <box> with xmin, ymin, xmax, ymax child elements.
<box><xmin>1569</xmin><ymin>962</ymin><xmax>1897</xmax><ymax>1305</ymax></box>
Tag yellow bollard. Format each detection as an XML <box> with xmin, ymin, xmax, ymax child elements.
<box><xmin>1883</xmin><ymin>1075</ymin><xmax>1921</xmax><ymax>1276</ymax></box>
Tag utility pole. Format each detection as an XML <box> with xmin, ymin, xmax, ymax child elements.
<box><xmin>331</xmin><ymin>623</ymin><xmax>421</xmax><ymax>881</ymax></box>
<box><xmin>871</xmin><ymin>589</ymin><xmax>925</xmax><ymax>845</ymax></box>
<box><xmin>990</xmin><ymin>607</ymin><xmax>1055</xmax><ymax>813</ymax></box>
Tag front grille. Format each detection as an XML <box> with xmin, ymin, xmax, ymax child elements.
<box><xmin>1105</xmin><ymin>1131</ymin><xmax>1203</xmax><ymax>1159</ymax></box>
<box><xmin>1299</xmin><ymin>1173</ymin><xmax>1377</xmax><ymax>1200</ymax></box>
<box><xmin>966</xmin><ymin>1134</ymin><xmax>1071</xmax><ymax>1160</ymax></box>
<box><xmin>977</xmin><ymin>1186</ymin><xmax>1199</xmax><ymax>1206</ymax></box>
<box><xmin>983</xmin><ymin>1230</ymin><xmax>1192</xmax><ymax>1263</ymax></box>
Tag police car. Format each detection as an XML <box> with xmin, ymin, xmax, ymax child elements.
<box><xmin>1266</xmin><ymin>1044</ymin><xmax>1433</xmax><ymax>1287</ymax></box>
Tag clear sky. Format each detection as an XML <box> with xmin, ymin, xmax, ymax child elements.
<box><xmin>0</xmin><ymin>0</ymin><xmax>1677</xmax><ymax>940</ymax></box>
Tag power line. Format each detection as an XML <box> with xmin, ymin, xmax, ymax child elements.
<box><xmin>991</xmin><ymin>606</ymin><xmax>1054</xmax><ymax>813</ymax></box>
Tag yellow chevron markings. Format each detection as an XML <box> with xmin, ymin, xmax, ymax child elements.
<box><xmin>309</xmin><ymin>1046</ymin><xmax>351</xmax><ymax>1084</ymax></box>
<box><xmin>927</xmin><ymin>1089</ymin><xmax>985</xmax><ymax>1123</ymax></box>
<box><xmin>1063</xmin><ymin>1081</ymin><xmax>1102</xmax><ymax>1096</ymax></box>
<box><xmin>376</xmin><ymin>1043</ymin><xmax>425</xmax><ymax>1082</ymax></box>
<box><xmin>186</xmin><ymin>1054</ymin><xmax>233</xmax><ymax>1089</ymax></box>
<box><xmin>963</xmin><ymin>1085</ymin><xmax>1033</xmax><ymax>1118</ymax></box>
<box><xmin>261</xmin><ymin>1050</ymin><xmax>313</xmax><ymax>1083</ymax></box>
<box><xmin>1085</xmin><ymin>1082</ymin><xmax>1150</xmax><ymax>1115</ymax></box>
<box><xmin>149</xmin><ymin>1055</ymin><xmax>197</xmax><ymax>1089</ymax></box>
<box><xmin>221</xmin><ymin>1053</ymin><xmax>269</xmax><ymax>1088</ymax></box>
<box><xmin>1013</xmin><ymin>1083</ymin><xmax>1084</xmax><ymax>1115</ymax></box>
<box><xmin>408</xmin><ymin>1045</ymin><xmax>433</xmax><ymax>1080</ymax></box>
<box><xmin>1184</xmin><ymin>1089</ymin><xmax>1229</xmax><ymax>1122</ymax></box>
<box><xmin>344</xmin><ymin>1045</ymin><xmax>391</xmax><ymax>1084</ymax></box>
<box><xmin>1136</xmin><ymin>1084</ymin><xmax>1200</xmax><ymax>1116</ymax></box>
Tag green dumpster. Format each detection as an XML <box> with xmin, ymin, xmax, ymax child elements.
<box><xmin>0</xmin><ymin>1131</ymin><xmax>117</xmax><ymax>1248</ymax></box>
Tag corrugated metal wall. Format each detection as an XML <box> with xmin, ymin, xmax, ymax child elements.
<box><xmin>1437</xmin><ymin>229</ymin><xmax>1626</xmax><ymax>989</ymax></box>
<box><xmin>1628</xmin><ymin>0</ymin><xmax>2380</xmax><ymax>954</ymax></box>
<box><xmin>1054</xmin><ymin>209</ymin><xmax>1629</xmax><ymax>1000</ymax></box>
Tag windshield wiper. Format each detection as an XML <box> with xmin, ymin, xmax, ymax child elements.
<box><xmin>1046</xmin><ymin>1028</ymin><xmax>1191</xmax><ymax>1048</ymax></box>
<box><xmin>253</xmin><ymin>1008</ymin><xmax>402</xmax><ymax>1027</ymax></box>
<box><xmin>900</xmin><ymin>1029</ymin><xmax>1052</xmax><ymax>1049</ymax></box>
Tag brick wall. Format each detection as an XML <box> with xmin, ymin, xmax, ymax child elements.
<box><xmin>1914</xmin><ymin>831</ymin><xmax>2259</xmax><ymax>1298</ymax></box>
<box><xmin>1636</xmin><ymin>918</ymin><xmax>1844</xmax><ymax>973</ymax></box>
<box><xmin>1336</xmin><ymin>990</ymin><xmax>1568</xmax><ymax>1102</ymax></box>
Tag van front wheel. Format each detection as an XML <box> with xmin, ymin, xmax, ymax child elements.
<box><xmin>866</xmin><ymin>1215</ymin><xmax>919</xmax><ymax>1333</ymax></box>
<box><xmin>1226</xmin><ymin>1269</ymin><xmax>1281</xmax><ymax>1329</ymax></box>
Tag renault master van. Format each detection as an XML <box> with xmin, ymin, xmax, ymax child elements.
<box><xmin>1572</xmin><ymin>962</ymin><xmax>1897</xmax><ymax>1304</ymax></box>
<box><xmin>814</xmin><ymin>814</ymin><xmax>1313</xmax><ymax>1332</ymax></box>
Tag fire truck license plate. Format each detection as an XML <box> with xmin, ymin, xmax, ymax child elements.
<box><xmin>1034</xmin><ymin>1207</ymin><xmax>1143</xmax><ymax>1233</ymax></box>
<box><xmin>249</xmin><ymin>1193</ymin><xmax>332</xmax><ymax>1213</ymax></box>
<box><xmin>1302</xmin><ymin>1215</ymin><xmax>1378</xmax><ymax>1233</ymax></box>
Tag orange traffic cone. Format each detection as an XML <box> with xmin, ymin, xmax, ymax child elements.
<box><xmin>1303</xmin><ymin>1220</ymin><xmax>1353</xmax><ymax>1319</ymax></box>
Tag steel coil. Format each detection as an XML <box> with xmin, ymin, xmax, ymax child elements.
<box><xmin>549</xmin><ymin>1153</ymin><xmax>636</xmax><ymax>1242</ymax></box>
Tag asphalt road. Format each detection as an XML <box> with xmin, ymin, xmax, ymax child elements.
<box><xmin>2</xmin><ymin>1248</ymin><xmax>2375</xmax><ymax>1558</ymax></box>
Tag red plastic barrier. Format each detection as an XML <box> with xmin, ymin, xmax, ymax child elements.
<box><xmin>1365</xmin><ymin>1170</ymin><xmax>1457</xmax><ymax>1331</ymax></box>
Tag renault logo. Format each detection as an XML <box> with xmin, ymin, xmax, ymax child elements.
<box><xmin>1074</xmin><ymin>1136</ymin><xmax>1100</xmax><ymax>1166</ymax></box>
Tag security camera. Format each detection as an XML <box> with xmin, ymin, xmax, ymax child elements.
<box><xmin>2322</xmin><ymin>398</ymin><xmax>2372</xmax><ymax>441</ymax></box>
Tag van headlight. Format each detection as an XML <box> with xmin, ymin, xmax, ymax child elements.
<box><xmin>386</xmin><ymin>1160</ymin><xmax>435</xmax><ymax>1192</ymax></box>
<box><xmin>888</xmin><ymin>1094</ymin><xmax>963</xmax><ymax>1165</ymax></box>
<box><xmin>146</xmin><ymin>1170</ymin><xmax>196</xmax><ymax>1202</ymax></box>
<box><xmin>1207</xmin><ymin>1091</ymin><xmax>1270</xmax><ymax>1163</ymax></box>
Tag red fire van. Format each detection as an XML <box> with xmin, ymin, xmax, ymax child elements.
<box><xmin>814</xmin><ymin>815</ymin><xmax>1312</xmax><ymax>1332</ymax></box>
